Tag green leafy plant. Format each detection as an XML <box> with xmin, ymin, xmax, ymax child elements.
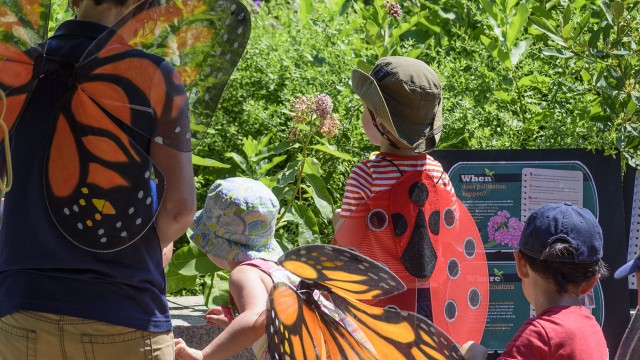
<box><xmin>530</xmin><ymin>0</ymin><xmax>640</xmax><ymax>167</ymax></box>
<box><xmin>346</xmin><ymin>0</ymin><xmax>430</xmax><ymax>64</ymax></box>
<box><xmin>272</xmin><ymin>93</ymin><xmax>351</xmax><ymax>244</ymax></box>
<box><xmin>478</xmin><ymin>0</ymin><xmax>532</xmax><ymax>127</ymax></box>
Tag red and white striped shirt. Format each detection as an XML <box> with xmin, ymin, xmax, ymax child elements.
<box><xmin>339</xmin><ymin>152</ymin><xmax>454</xmax><ymax>217</ymax></box>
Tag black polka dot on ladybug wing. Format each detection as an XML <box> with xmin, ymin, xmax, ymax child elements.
<box><xmin>443</xmin><ymin>207</ymin><xmax>456</xmax><ymax>228</ymax></box>
<box><xmin>444</xmin><ymin>300</ymin><xmax>457</xmax><ymax>321</ymax></box>
<box><xmin>464</xmin><ymin>237</ymin><xmax>477</xmax><ymax>258</ymax></box>
<box><xmin>447</xmin><ymin>258</ymin><xmax>460</xmax><ymax>279</ymax></box>
<box><xmin>468</xmin><ymin>288</ymin><xmax>481</xmax><ymax>309</ymax></box>
<box><xmin>428</xmin><ymin>210</ymin><xmax>440</xmax><ymax>235</ymax></box>
<box><xmin>409</xmin><ymin>181</ymin><xmax>429</xmax><ymax>206</ymax></box>
<box><xmin>392</xmin><ymin>213</ymin><xmax>408</xmax><ymax>237</ymax></box>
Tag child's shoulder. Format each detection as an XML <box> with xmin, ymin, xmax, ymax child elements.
<box><xmin>230</xmin><ymin>261</ymin><xmax>274</xmax><ymax>281</ymax></box>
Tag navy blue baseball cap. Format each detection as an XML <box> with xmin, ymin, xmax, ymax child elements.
<box><xmin>614</xmin><ymin>252</ymin><xmax>640</xmax><ymax>279</ymax></box>
<box><xmin>519</xmin><ymin>203</ymin><xmax>603</xmax><ymax>262</ymax></box>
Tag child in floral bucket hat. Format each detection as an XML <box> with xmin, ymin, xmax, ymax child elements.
<box><xmin>174</xmin><ymin>177</ymin><xmax>299</xmax><ymax>360</ymax></box>
<box><xmin>189</xmin><ymin>177</ymin><xmax>283</xmax><ymax>263</ymax></box>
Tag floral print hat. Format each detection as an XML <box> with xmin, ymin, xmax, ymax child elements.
<box><xmin>189</xmin><ymin>177</ymin><xmax>283</xmax><ymax>262</ymax></box>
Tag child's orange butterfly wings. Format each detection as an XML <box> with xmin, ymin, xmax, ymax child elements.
<box><xmin>267</xmin><ymin>244</ymin><xmax>465</xmax><ymax>360</ymax></box>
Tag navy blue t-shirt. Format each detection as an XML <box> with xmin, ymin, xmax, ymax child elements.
<box><xmin>0</xmin><ymin>20</ymin><xmax>172</xmax><ymax>332</ymax></box>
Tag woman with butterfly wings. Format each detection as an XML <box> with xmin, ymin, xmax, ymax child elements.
<box><xmin>0</xmin><ymin>0</ymin><xmax>250</xmax><ymax>358</ymax></box>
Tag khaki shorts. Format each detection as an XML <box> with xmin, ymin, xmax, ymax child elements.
<box><xmin>0</xmin><ymin>311</ymin><xmax>174</xmax><ymax>360</ymax></box>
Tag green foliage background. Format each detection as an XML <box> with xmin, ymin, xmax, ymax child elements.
<box><xmin>47</xmin><ymin>0</ymin><xmax>639</xmax><ymax>299</ymax></box>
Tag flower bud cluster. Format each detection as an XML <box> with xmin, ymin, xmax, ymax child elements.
<box><xmin>384</xmin><ymin>1</ymin><xmax>402</xmax><ymax>19</ymax></box>
<box><xmin>289</xmin><ymin>93</ymin><xmax>340</xmax><ymax>138</ymax></box>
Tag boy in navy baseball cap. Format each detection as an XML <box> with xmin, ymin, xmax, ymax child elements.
<box><xmin>463</xmin><ymin>203</ymin><xmax>609</xmax><ymax>359</ymax></box>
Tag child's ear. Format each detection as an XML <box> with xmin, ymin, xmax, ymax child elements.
<box><xmin>579</xmin><ymin>276</ymin><xmax>599</xmax><ymax>295</ymax></box>
<box><xmin>514</xmin><ymin>251</ymin><xmax>530</xmax><ymax>279</ymax></box>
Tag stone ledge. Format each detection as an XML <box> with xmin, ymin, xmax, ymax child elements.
<box><xmin>169</xmin><ymin>296</ymin><xmax>256</xmax><ymax>360</ymax></box>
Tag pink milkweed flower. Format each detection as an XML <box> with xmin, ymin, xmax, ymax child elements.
<box><xmin>290</xmin><ymin>95</ymin><xmax>313</xmax><ymax>124</ymax></box>
<box><xmin>313</xmin><ymin>93</ymin><xmax>333</xmax><ymax>120</ymax></box>
<box><xmin>318</xmin><ymin>113</ymin><xmax>340</xmax><ymax>138</ymax></box>
<box><xmin>384</xmin><ymin>1</ymin><xmax>402</xmax><ymax>19</ymax></box>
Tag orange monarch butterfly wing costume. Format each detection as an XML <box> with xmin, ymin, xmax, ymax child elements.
<box><xmin>0</xmin><ymin>0</ymin><xmax>250</xmax><ymax>251</ymax></box>
<box><xmin>0</xmin><ymin>0</ymin><xmax>49</xmax><ymax>143</ymax></box>
<box><xmin>266</xmin><ymin>244</ymin><xmax>464</xmax><ymax>360</ymax></box>
<box><xmin>334</xmin><ymin>171</ymin><xmax>489</xmax><ymax>344</ymax></box>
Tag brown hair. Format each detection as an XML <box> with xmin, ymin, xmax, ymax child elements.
<box><xmin>520</xmin><ymin>240</ymin><xmax>608</xmax><ymax>294</ymax></box>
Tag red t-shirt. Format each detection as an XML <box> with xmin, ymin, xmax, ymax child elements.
<box><xmin>500</xmin><ymin>305</ymin><xmax>608</xmax><ymax>360</ymax></box>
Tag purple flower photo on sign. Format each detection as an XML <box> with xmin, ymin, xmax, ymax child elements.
<box><xmin>487</xmin><ymin>210</ymin><xmax>524</xmax><ymax>248</ymax></box>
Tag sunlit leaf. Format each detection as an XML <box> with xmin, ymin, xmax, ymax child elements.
<box><xmin>510</xmin><ymin>38</ymin><xmax>531</xmax><ymax>67</ymax></box>
<box><xmin>299</xmin><ymin>0</ymin><xmax>313</xmax><ymax>23</ymax></box>
<box><xmin>479</xmin><ymin>0</ymin><xmax>500</xmax><ymax>24</ymax></box>
<box><xmin>204</xmin><ymin>272</ymin><xmax>230</xmax><ymax>307</ymax></box>
<box><xmin>242</xmin><ymin>135</ymin><xmax>260</xmax><ymax>159</ymax></box>
<box><xmin>293</xmin><ymin>202</ymin><xmax>319</xmax><ymax>235</ymax></box>
<box><xmin>192</xmin><ymin>154</ymin><xmax>231</xmax><ymax>168</ymax></box>
<box><xmin>225</xmin><ymin>152</ymin><xmax>249</xmax><ymax>173</ymax></box>
<box><xmin>303</xmin><ymin>157</ymin><xmax>322</xmax><ymax>176</ymax></box>
<box><xmin>530</xmin><ymin>16</ymin><xmax>566</xmax><ymax>46</ymax></box>
<box><xmin>506</xmin><ymin>0</ymin><xmax>519</xmax><ymax>15</ymax></box>
<box><xmin>304</xmin><ymin>173</ymin><xmax>333</xmax><ymax>220</ymax></box>
<box><xmin>517</xmin><ymin>74</ymin><xmax>551</xmax><ymax>88</ymax></box>
<box><xmin>165</xmin><ymin>269</ymin><xmax>197</xmax><ymax>293</ymax></box>
<box><xmin>277</xmin><ymin>160</ymin><xmax>302</xmax><ymax>187</ymax></box>
<box><xmin>257</xmin><ymin>155</ymin><xmax>287</xmax><ymax>176</ymax></box>
<box><xmin>506</xmin><ymin>2</ymin><xmax>529</xmax><ymax>48</ymax></box>
<box><xmin>541</xmin><ymin>47</ymin><xmax>574</xmax><ymax>58</ymax></box>
<box><xmin>561</xmin><ymin>21</ymin><xmax>575</xmax><ymax>39</ymax></box>
<box><xmin>169</xmin><ymin>244</ymin><xmax>220</xmax><ymax>277</ymax></box>
<box><xmin>389</xmin><ymin>10</ymin><xmax>428</xmax><ymax>43</ymax></box>
<box><xmin>493</xmin><ymin>90</ymin><xmax>514</xmax><ymax>102</ymax></box>
<box><xmin>611</xmin><ymin>50</ymin><xmax>630</xmax><ymax>56</ymax></box>
<box><xmin>480</xmin><ymin>34</ymin><xmax>511</xmax><ymax>67</ymax></box>
<box><xmin>310</xmin><ymin>143</ymin><xmax>352</xmax><ymax>159</ymax></box>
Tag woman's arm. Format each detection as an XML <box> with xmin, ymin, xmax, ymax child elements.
<box><xmin>150</xmin><ymin>143</ymin><xmax>196</xmax><ymax>249</ymax></box>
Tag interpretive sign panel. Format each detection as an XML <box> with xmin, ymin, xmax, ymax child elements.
<box><xmin>432</xmin><ymin>149</ymin><xmax>630</xmax><ymax>359</ymax></box>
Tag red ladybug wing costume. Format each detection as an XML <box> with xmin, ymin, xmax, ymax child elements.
<box><xmin>334</xmin><ymin>170</ymin><xmax>489</xmax><ymax>344</ymax></box>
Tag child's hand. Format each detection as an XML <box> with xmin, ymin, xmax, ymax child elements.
<box><xmin>174</xmin><ymin>338</ymin><xmax>203</xmax><ymax>360</ymax></box>
<box><xmin>460</xmin><ymin>341</ymin><xmax>488</xmax><ymax>360</ymax></box>
<box><xmin>204</xmin><ymin>306</ymin><xmax>231</xmax><ymax>328</ymax></box>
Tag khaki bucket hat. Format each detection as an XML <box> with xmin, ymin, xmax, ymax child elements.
<box><xmin>352</xmin><ymin>56</ymin><xmax>443</xmax><ymax>153</ymax></box>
